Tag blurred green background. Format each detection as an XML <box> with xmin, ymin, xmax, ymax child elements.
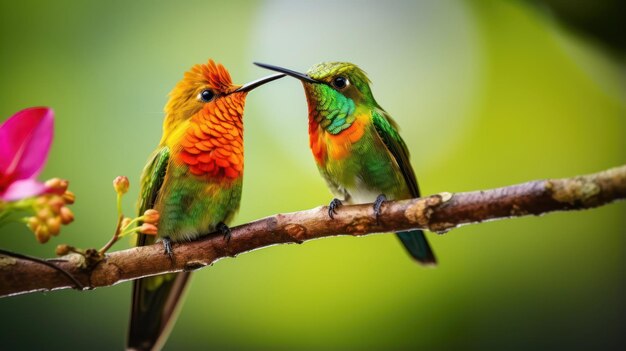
<box><xmin>1</xmin><ymin>0</ymin><xmax>625</xmax><ymax>350</ymax></box>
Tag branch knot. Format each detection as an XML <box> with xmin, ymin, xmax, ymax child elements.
<box><xmin>284</xmin><ymin>223</ymin><xmax>307</xmax><ymax>242</ymax></box>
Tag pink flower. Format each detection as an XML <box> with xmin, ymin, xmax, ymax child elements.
<box><xmin>0</xmin><ymin>107</ymin><xmax>54</xmax><ymax>201</ymax></box>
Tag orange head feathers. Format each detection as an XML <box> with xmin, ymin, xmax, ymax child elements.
<box><xmin>164</xmin><ymin>59</ymin><xmax>239</xmax><ymax>125</ymax></box>
<box><xmin>161</xmin><ymin>59</ymin><xmax>283</xmax><ymax>180</ymax></box>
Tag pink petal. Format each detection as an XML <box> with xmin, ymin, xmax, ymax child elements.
<box><xmin>0</xmin><ymin>178</ymin><xmax>47</xmax><ymax>201</ymax></box>
<box><xmin>0</xmin><ymin>107</ymin><xmax>54</xmax><ymax>181</ymax></box>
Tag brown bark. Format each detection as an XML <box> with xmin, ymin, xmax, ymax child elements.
<box><xmin>1</xmin><ymin>165</ymin><xmax>624</xmax><ymax>298</ymax></box>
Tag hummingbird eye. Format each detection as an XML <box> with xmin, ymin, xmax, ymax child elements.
<box><xmin>332</xmin><ymin>76</ymin><xmax>349</xmax><ymax>90</ymax></box>
<box><xmin>199</xmin><ymin>89</ymin><xmax>215</xmax><ymax>102</ymax></box>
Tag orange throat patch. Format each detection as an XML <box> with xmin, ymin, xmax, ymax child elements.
<box><xmin>308</xmin><ymin>113</ymin><xmax>366</xmax><ymax>164</ymax></box>
<box><xmin>178</xmin><ymin>94</ymin><xmax>244</xmax><ymax>180</ymax></box>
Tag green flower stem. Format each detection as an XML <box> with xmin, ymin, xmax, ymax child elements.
<box><xmin>116</xmin><ymin>193</ymin><xmax>123</xmax><ymax>217</ymax></box>
<box><xmin>98</xmin><ymin>214</ymin><xmax>124</xmax><ymax>255</ymax></box>
<box><xmin>0</xmin><ymin>198</ymin><xmax>36</xmax><ymax>227</ymax></box>
<box><xmin>118</xmin><ymin>225</ymin><xmax>141</xmax><ymax>239</ymax></box>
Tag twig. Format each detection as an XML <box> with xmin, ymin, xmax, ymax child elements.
<box><xmin>0</xmin><ymin>165</ymin><xmax>624</xmax><ymax>298</ymax></box>
<box><xmin>99</xmin><ymin>214</ymin><xmax>124</xmax><ymax>255</ymax></box>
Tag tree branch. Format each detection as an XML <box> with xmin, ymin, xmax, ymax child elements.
<box><xmin>1</xmin><ymin>165</ymin><xmax>625</xmax><ymax>298</ymax></box>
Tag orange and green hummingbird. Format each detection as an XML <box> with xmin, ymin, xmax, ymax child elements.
<box><xmin>127</xmin><ymin>59</ymin><xmax>283</xmax><ymax>350</ymax></box>
<box><xmin>255</xmin><ymin>62</ymin><xmax>436</xmax><ymax>265</ymax></box>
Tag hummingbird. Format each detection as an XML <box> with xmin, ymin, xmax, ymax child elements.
<box><xmin>127</xmin><ymin>59</ymin><xmax>283</xmax><ymax>351</ymax></box>
<box><xmin>254</xmin><ymin>62</ymin><xmax>436</xmax><ymax>265</ymax></box>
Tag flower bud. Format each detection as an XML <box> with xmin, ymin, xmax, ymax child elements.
<box><xmin>121</xmin><ymin>217</ymin><xmax>132</xmax><ymax>229</ymax></box>
<box><xmin>35</xmin><ymin>196</ymin><xmax>48</xmax><ymax>206</ymax></box>
<box><xmin>45</xmin><ymin>178</ymin><xmax>69</xmax><ymax>195</ymax></box>
<box><xmin>37</xmin><ymin>207</ymin><xmax>52</xmax><ymax>221</ymax></box>
<box><xmin>138</xmin><ymin>223</ymin><xmax>158</xmax><ymax>235</ymax></box>
<box><xmin>142</xmin><ymin>209</ymin><xmax>160</xmax><ymax>224</ymax></box>
<box><xmin>47</xmin><ymin>217</ymin><xmax>62</xmax><ymax>236</ymax></box>
<box><xmin>26</xmin><ymin>217</ymin><xmax>40</xmax><ymax>232</ymax></box>
<box><xmin>56</xmin><ymin>244</ymin><xmax>71</xmax><ymax>256</ymax></box>
<box><xmin>48</xmin><ymin>196</ymin><xmax>65</xmax><ymax>214</ymax></box>
<box><xmin>35</xmin><ymin>225</ymin><xmax>50</xmax><ymax>243</ymax></box>
<box><xmin>62</xmin><ymin>191</ymin><xmax>76</xmax><ymax>205</ymax></box>
<box><xmin>60</xmin><ymin>207</ymin><xmax>75</xmax><ymax>225</ymax></box>
<box><xmin>113</xmin><ymin>176</ymin><xmax>129</xmax><ymax>195</ymax></box>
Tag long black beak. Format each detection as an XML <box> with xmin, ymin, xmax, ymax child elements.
<box><xmin>254</xmin><ymin>62</ymin><xmax>318</xmax><ymax>84</ymax></box>
<box><xmin>234</xmin><ymin>73</ymin><xmax>286</xmax><ymax>93</ymax></box>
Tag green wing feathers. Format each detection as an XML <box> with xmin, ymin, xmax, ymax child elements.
<box><xmin>128</xmin><ymin>147</ymin><xmax>192</xmax><ymax>350</ymax></box>
<box><xmin>372</xmin><ymin>110</ymin><xmax>437</xmax><ymax>265</ymax></box>
<box><xmin>136</xmin><ymin>147</ymin><xmax>170</xmax><ymax>246</ymax></box>
<box><xmin>371</xmin><ymin>110</ymin><xmax>420</xmax><ymax>197</ymax></box>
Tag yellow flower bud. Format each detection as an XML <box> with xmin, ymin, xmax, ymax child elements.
<box><xmin>56</xmin><ymin>244</ymin><xmax>71</xmax><ymax>256</ymax></box>
<box><xmin>142</xmin><ymin>209</ymin><xmax>160</xmax><ymax>224</ymax></box>
<box><xmin>26</xmin><ymin>217</ymin><xmax>40</xmax><ymax>232</ymax></box>
<box><xmin>35</xmin><ymin>196</ymin><xmax>48</xmax><ymax>206</ymax></box>
<box><xmin>62</xmin><ymin>190</ymin><xmax>76</xmax><ymax>205</ymax></box>
<box><xmin>47</xmin><ymin>217</ymin><xmax>62</xmax><ymax>236</ymax></box>
<box><xmin>48</xmin><ymin>196</ymin><xmax>65</xmax><ymax>214</ymax></box>
<box><xmin>35</xmin><ymin>225</ymin><xmax>50</xmax><ymax>243</ymax></box>
<box><xmin>113</xmin><ymin>176</ymin><xmax>130</xmax><ymax>195</ymax></box>
<box><xmin>45</xmin><ymin>178</ymin><xmax>69</xmax><ymax>195</ymax></box>
<box><xmin>138</xmin><ymin>223</ymin><xmax>158</xmax><ymax>236</ymax></box>
<box><xmin>121</xmin><ymin>217</ymin><xmax>132</xmax><ymax>230</ymax></box>
<box><xmin>37</xmin><ymin>208</ymin><xmax>52</xmax><ymax>221</ymax></box>
<box><xmin>60</xmin><ymin>207</ymin><xmax>75</xmax><ymax>225</ymax></box>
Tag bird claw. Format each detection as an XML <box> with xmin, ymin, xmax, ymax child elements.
<box><xmin>162</xmin><ymin>236</ymin><xmax>174</xmax><ymax>259</ymax></box>
<box><xmin>373</xmin><ymin>194</ymin><xmax>387</xmax><ymax>223</ymax></box>
<box><xmin>328</xmin><ymin>198</ymin><xmax>343</xmax><ymax>219</ymax></box>
<box><xmin>217</xmin><ymin>222</ymin><xmax>232</xmax><ymax>243</ymax></box>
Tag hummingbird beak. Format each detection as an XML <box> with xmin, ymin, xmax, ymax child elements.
<box><xmin>233</xmin><ymin>73</ymin><xmax>286</xmax><ymax>93</ymax></box>
<box><xmin>253</xmin><ymin>62</ymin><xmax>318</xmax><ymax>84</ymax></box>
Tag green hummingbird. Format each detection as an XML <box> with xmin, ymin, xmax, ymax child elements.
<box><xmin>255</xmin><ymin>62</ymin><xmax>436</xmax><ymax>265</ymax></box>
<box><xmin>127</xmin><ymin>59</ymin><xmax>283</xmax><ymax>350</ymax></box>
